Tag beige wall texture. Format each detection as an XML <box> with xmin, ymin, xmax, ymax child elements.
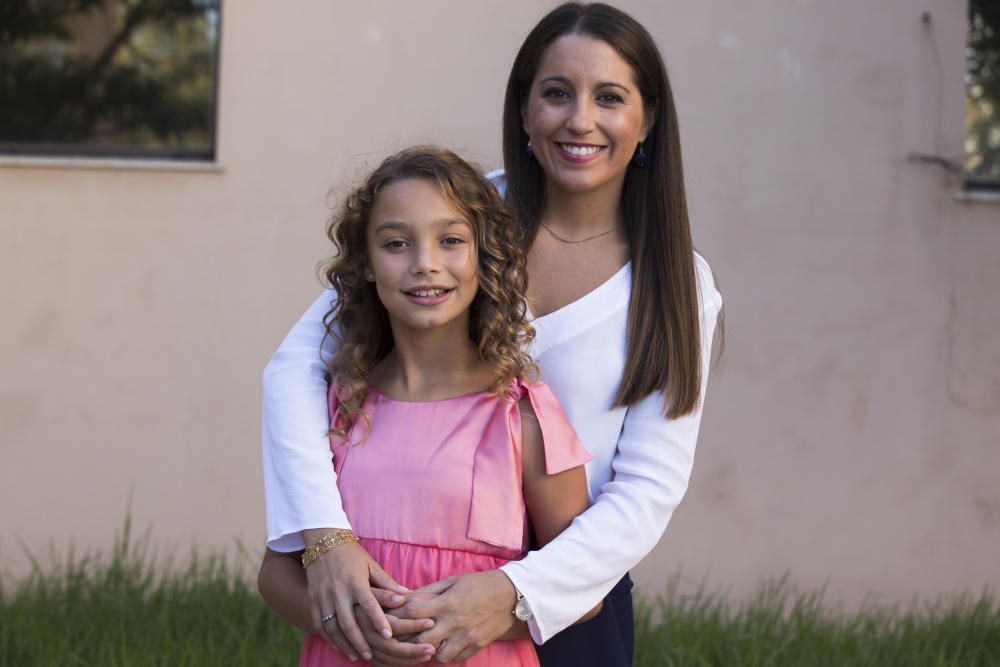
<box><xmin>2</xmin><ymin>1</ymin><xmax>998</xmax><ymax>608</ymax></box>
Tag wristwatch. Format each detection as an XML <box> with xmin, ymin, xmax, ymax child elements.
<box><xmin>513</xmin><ymin>587</ymin><xmax>533</xmax><ymax>622</ymax></box>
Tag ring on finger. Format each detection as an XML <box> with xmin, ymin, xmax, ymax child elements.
<box><xmin>321</xmin><ymin>612</ymin><xmax>337</xmax><ymax>624</ymax></box>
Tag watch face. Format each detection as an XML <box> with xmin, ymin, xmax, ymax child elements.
<box><xmin>514</xmin><ymin>599</ymin><xmax>533</xmax><ymax>621</ymax></box>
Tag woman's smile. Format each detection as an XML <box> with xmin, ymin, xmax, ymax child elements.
<box><xmin>555</xmin><ymin>142</ymin><xmax>607</xmax><ymax>163</ymax></box>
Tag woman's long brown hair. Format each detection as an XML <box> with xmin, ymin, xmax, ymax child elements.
<box><xmin>502</xmin><ymin>2</ymin><xmax>716</xmax><ymax>418</ymax></box>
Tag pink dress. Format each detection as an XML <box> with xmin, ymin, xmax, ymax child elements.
<box><xmin>299</xmin><ymin>379</ymin><xmax>591</xmax><ymax>667</ymax></box>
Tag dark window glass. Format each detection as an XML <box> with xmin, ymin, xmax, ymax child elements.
<box><xmin>0</xmin><ymin>0</ymin><xmax>221</xmax><ymax>161</ymax></box>
<box><xmin>967</xmin><ymin>0</ymin><xmax>1000</xmax><ymax>189</ymax></box>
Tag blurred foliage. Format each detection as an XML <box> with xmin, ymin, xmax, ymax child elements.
<box><xmin>0</xmin><ymin>0</ymin><xmax>220</xmax><ymax>158</ymax></box>
<box><xmin>966</xmin><ymin>0</ymin><xmax>1000</xmax><ymax>186</ymax></box>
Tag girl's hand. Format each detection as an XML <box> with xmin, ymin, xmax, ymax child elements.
<box><xmin>356</xmin><ymin>596</ymin><xmax>438</xmax><ymax>667</ymax></box>
<box><xmin>395</xmin><ymin>571</ymin><xmax>518</xmax><ymax>663</ymax></box>
<box><xmin>304</xmin><ymin>539</ymin><xmax>407</xmax><ymax>661</ymax></box>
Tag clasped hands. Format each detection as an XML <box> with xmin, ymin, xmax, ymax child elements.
<box><xmin>306</xmin><ymin>543</ymin><xmax>518</xmax><ymax>666</ymax></box>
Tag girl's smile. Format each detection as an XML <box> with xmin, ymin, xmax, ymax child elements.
<box><xmin>402</xmin><ymin>284</ymin><xmax>455</xmax><ymax>305</ymax></box>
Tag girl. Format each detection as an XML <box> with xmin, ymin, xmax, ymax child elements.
<box><xmin>262</xmin><ymin>3</ymin><xmax>723</xmax><ymax>666</ymax></box>
<box><xmin>258</xmin><ymin>146</ymin><xmax>596</xmax><ymax>666</ymax></box>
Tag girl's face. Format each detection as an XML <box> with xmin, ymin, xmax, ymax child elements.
<box><xmin>522</xmin><ymin>33</ymin><xmax>652</xmax><ymax>199</ymax></box>
<box><xmin>366</xmin><ymin>178</ymin><xmax>479</xmax><ymax>334</ymax></box>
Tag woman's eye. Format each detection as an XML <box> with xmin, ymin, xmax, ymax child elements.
<box><xmin>597</xmin><ymin>93</ymin><xmax>624</xmax><ymax>104</ymax></box>
<box><xmin>542</xmin><ymin>87</ymin><xmax>570</xmax><ymax>100</ymax></box>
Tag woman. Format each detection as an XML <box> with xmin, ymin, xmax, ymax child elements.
<box><xmin>261</xmin><ymin>3</ymin><xmax>722</xmax><ymax>665</ymax></box>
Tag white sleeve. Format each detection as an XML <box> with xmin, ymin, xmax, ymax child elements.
<box><xmin>500</xmin><ymin>256</ymin><xmax>722</xmax><ymax>643</ymax></box>
<box><xmin>484</xmin><ymin>168</ymin><xmax>507</xmax><ymax>198</ymax></box>
<box><xmin>262</xmin><ymin>289</ymin><xmax>351</xmax><ymax>552</ymax></box>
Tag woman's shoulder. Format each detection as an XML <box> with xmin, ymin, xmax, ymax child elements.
<box><xmin>693</xmin><ymin>251</ymin><xmax>723</xmax><ymax>315</ymax></box>
<box><xmin>620</xmin><ymin>251</ymin><xmax>720</xmax><ymax>314</ymax></box>
<box><xmin>693</xmin><ymin>250</ymin><xmax>712</xmax><ymax>277</ymax></box>
<box><xmin>484</xmin><ymin>168</ymin><xmax>506</xmax><ymax>199</ymax></box>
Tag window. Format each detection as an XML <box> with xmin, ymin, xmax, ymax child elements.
<box><xmin>0</xmin><ymin>0</ymin><xmax>221</xmax><ymax>161</ymax></box>
<box><xmin>966</xmin><ymin>0</ymin><xmax>1000</xmax><ymax>190</ymax></box>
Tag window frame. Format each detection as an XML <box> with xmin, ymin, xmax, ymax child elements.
<box><xmin>0</xmin><ymin>1</ymin><xmax>223</xmax><ymax>163</ymax></box>
<box><xmin>964</xmin><ymin>0</ymin><xmax>1000</xmax><ymax>192</ymax></box>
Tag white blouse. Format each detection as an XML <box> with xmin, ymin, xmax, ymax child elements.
<box><xmin>495</xmin><ymin>255</ymin><xmax>721</xmax><ymax>642</ymax></box>
<box><xmin>261</xmin><ymin>250</ymin><xmax>721</xmax><ymax>643</ymax></box>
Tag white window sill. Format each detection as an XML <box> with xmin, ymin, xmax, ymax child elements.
<box><xmin>0</xmin><ymin>155</ymin><xmax>223</xmax><ymax>173</ymax></box>
<box><xmin>953</xmin><ymin>189</ymin><xmax>1000</xmax><ymax>204</ymax></box>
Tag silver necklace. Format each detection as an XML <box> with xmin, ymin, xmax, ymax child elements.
<box><xmin>539</xmin><ymin>220</ymin><xmax>622</xmax><ymax>244</ymax></box>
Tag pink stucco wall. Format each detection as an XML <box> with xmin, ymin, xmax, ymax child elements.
<box><xmin>1</xmin><ymin>0</ymin><xmax>997</xmax><ymax>608</ymax></box>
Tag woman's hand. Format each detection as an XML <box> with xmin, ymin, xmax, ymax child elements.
<box><xmin>394</xmin><ymin>571</ymin><xmax>518</xmax><ymax>663</ymax></box>
<box><xmin>304</xmin><ymin>538</ymin><xmax>407</xmax><ymax>662</ymax></box>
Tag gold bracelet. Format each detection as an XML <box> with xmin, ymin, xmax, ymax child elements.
<box><xmin>301</xmin><ymin>529</ymin><xmax>360</xmax><ymax>569</ymax></box>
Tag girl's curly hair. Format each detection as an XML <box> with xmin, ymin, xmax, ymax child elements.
<box><xmin>321</xmin><ymin>146</ymin><xmax>535</xmax><ymax>438</ymax></box>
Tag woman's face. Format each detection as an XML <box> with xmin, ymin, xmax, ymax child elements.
<box><xmin>522</xmin><ymin>33</ymin><xmax>652</xmax><ymax>199</ymax></box>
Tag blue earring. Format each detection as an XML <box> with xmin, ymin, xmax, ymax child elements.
<box><xmin>632</xmin><ymin>142</ymin><xmax>648</xmax><ymax>168</ymax></box>
<box><xmin>526</xmin><ymin>139</ymin><xmax>535</xmax><ymax>159</ymax></box>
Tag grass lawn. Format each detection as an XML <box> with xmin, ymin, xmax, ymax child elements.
<box><xmin>2</xmin><ymin>523</ymin><xmax>997</xmax><ymax>666</ymax></box>
<box><xmin>634</xmin><ymin>578</ymin><xmax>999</xmax><ymax>666</ymax></box>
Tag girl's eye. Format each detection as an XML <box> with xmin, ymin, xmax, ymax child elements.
<box><xmin>383</xmin><ymin>240</ymin><xmax>408</xmax><ymax>249</ymax></box>
<box><xmin>597</xmin><ymin>93</ymin><xmax>624</xmax><ymax>104</ymax></box>
<box><xmin>442</xmin><ymin>236</ymin><xmax>466</xmax><ymax>246</ymax></box>
<box><xmin>542</xmin><ymin>87</ymin><xmax>570</xmax><ymax>100</ymax></box>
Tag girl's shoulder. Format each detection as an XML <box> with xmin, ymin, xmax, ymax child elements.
<box><xmin>511</xmin><ymin>378</ymin><xmax>592</xmax><ymax>473</ymax></box>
